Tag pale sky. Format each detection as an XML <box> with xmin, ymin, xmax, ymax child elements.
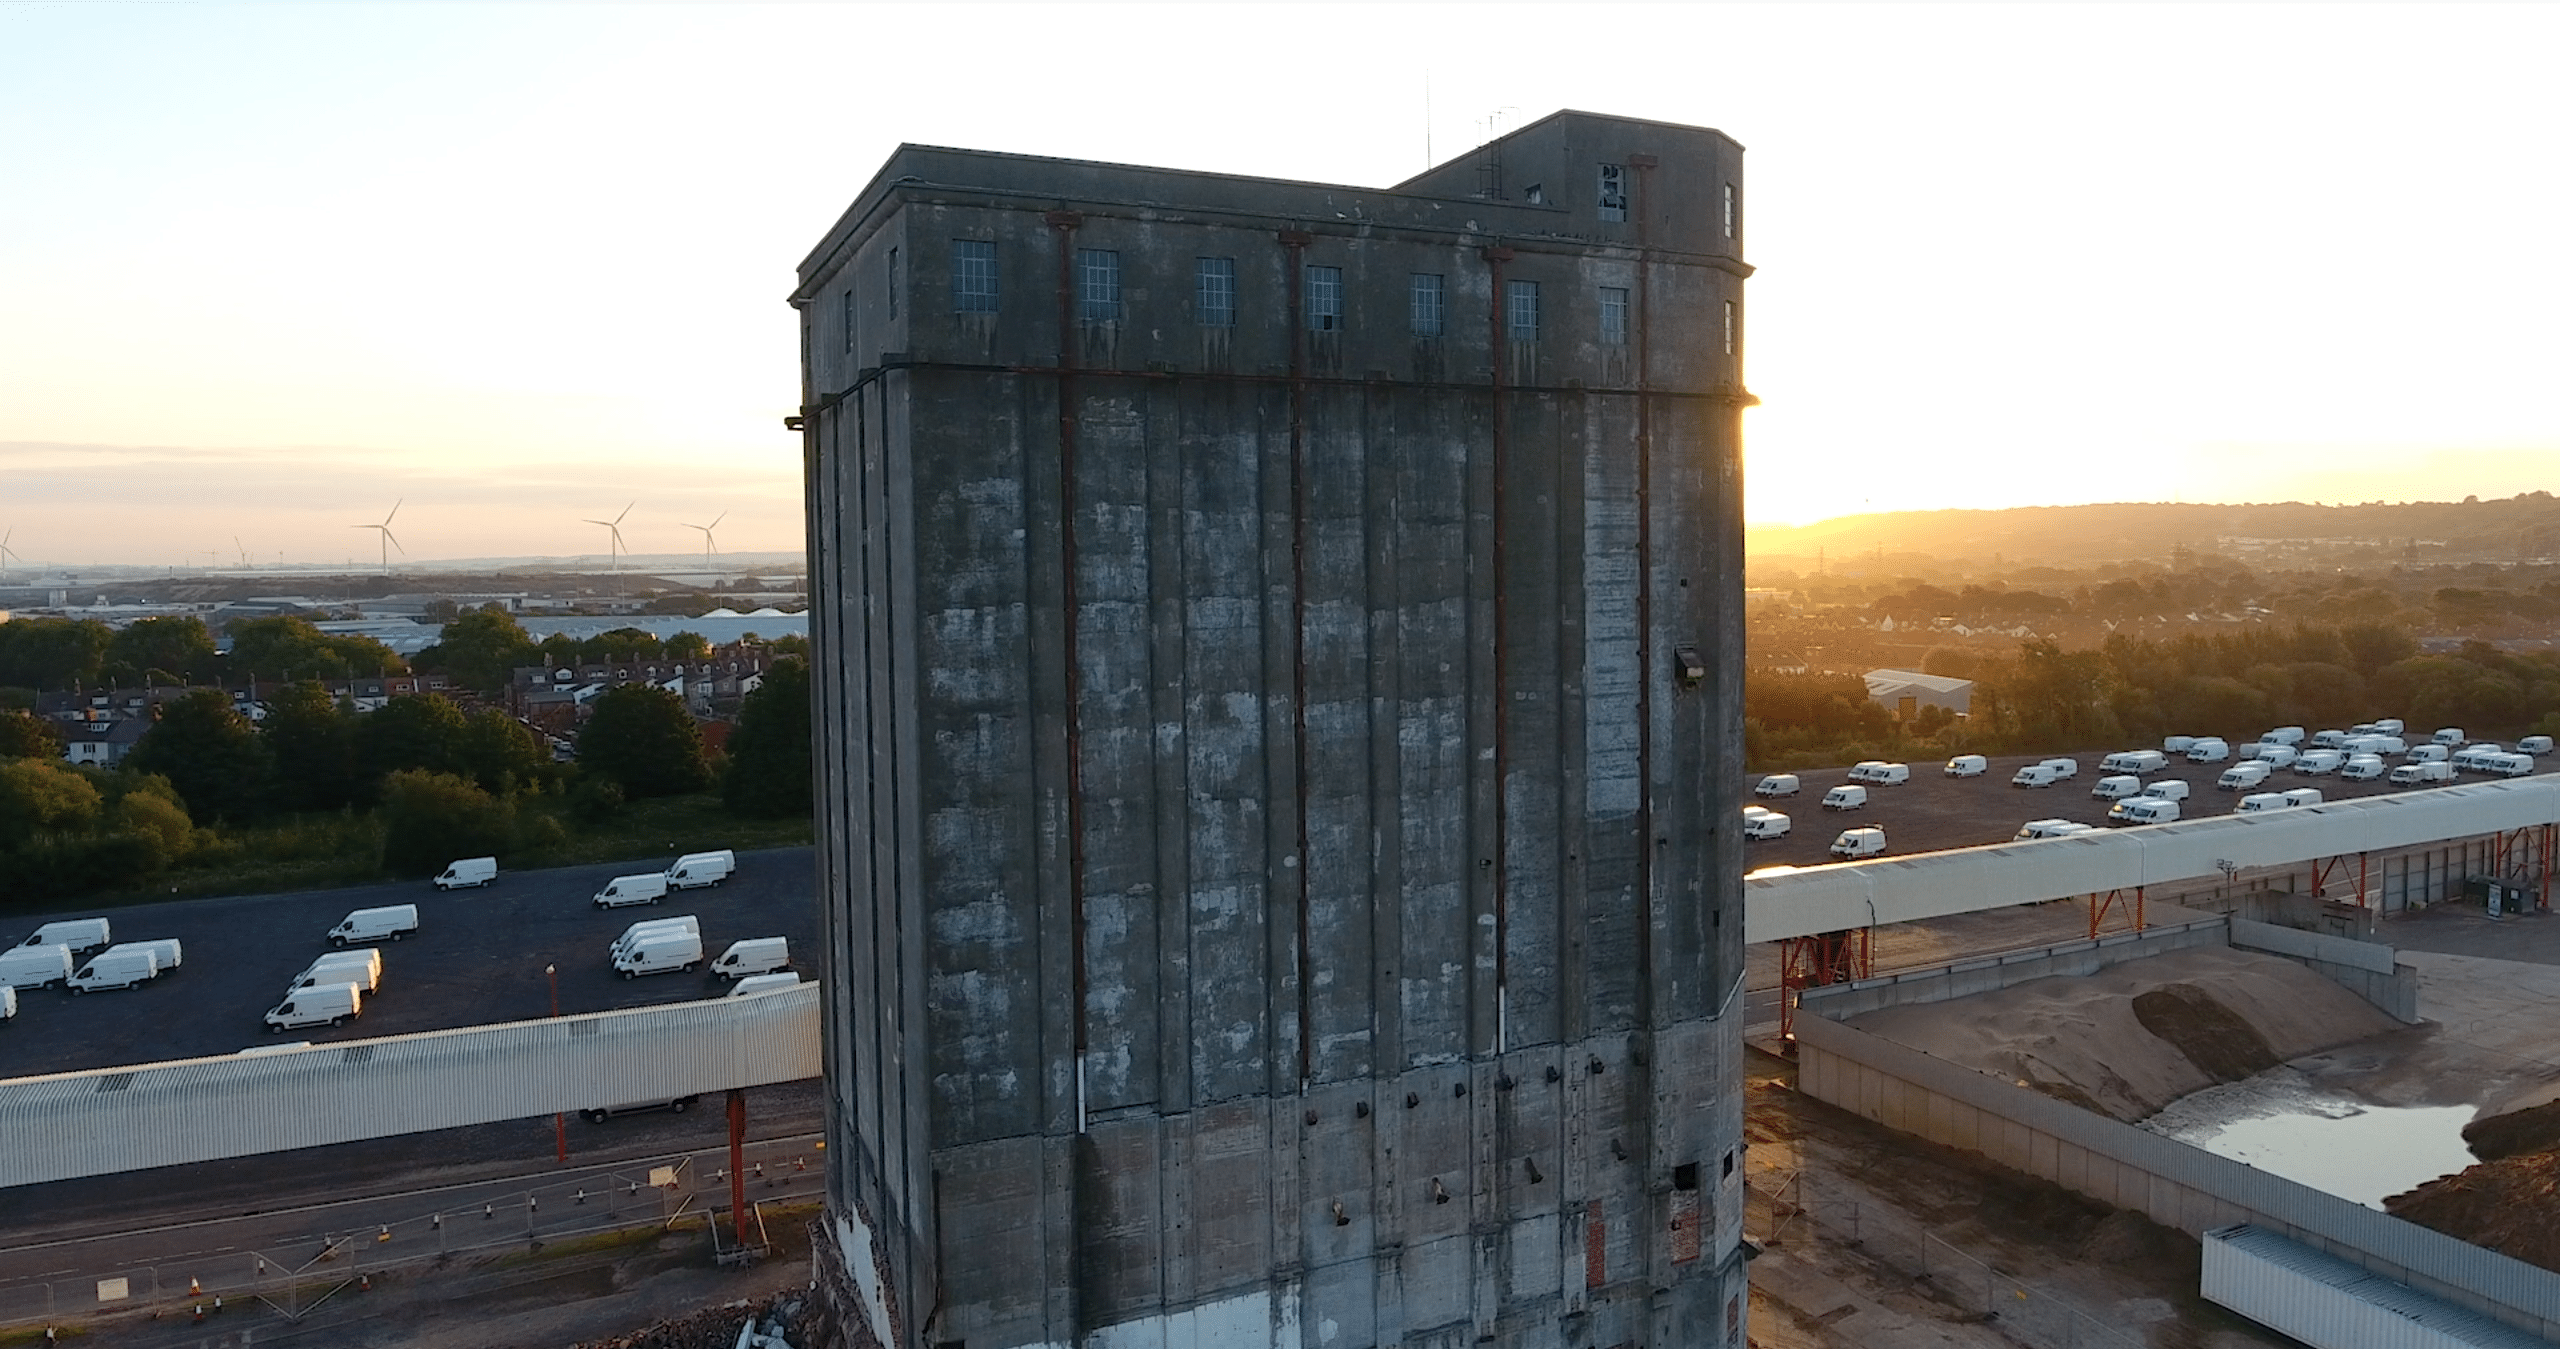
<box><xmin>6</xmin><ymin>2</ymin><xmax>2558</xmax><ymax>568</ymax></box>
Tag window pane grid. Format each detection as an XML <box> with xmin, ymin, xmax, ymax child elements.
<box><xmin>1599</xmin><ymin>287</ymin><xmax>1629</xmax><ymax>346</ymax></box>
<box><xmin>1305</xmin><ymin>265</ymin><xmax>1343</xmax><ymax>331</ymax></box>
<box><xmin>1077</xmin><ymin>248</ymin><xmax>1121</xmax><ymax>324</ymax></box>
<box><xmin>952</xmin><ymin>240</ymin><xmax>999</xmax><ymax>315</ymax></box>
<box><xmin>1196</xmin><ymin>257</ymin><xmax>1236</xmax><ymax>327</ymax></box>
<box><xmin>1410</xmin><ymin>274</ymin><xmax>1444</xmax><ymax>337</ymax></box>
<box><xmin>1506</xmin><ymin>280</ymin><xmax>1540</xmax><ymax>341</ymax></box>
<box><xmin>1597</xmin><ymin>163</ymin><xmax>1628</xmax><ymax>223</ymax></box>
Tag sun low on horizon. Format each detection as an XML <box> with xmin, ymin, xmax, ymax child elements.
<box><xmin>4</xmin><ymin>3</ymin><xmax>2558</xmax><ymax>566</ymax></box>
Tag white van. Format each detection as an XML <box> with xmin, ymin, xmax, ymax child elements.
<box><xmin>2310</xmin><ymin>729</ymin><xmax>2348</xmax><ymax>750</ymax></box>
<box><xmin>2264</xmin><ymin>727</ymin><xmax>2306</xmax><ymax>747</ymax></box>
<box><xmin>2092</xmin><ymin>774</ymin><xmax>2144</xmax><ymax>800</ymax></box>
<box><xmin>2294</xmin><ymin>750</ymin><xmax>2346</xmax><ymax>776</ymax></box>
<box><xmin>1944</xmin><ymin>754</ymin><xmax>1988</xmax><ymax>778</ymax></box>
<box><xmin>2523</xmin><ymin>735</ymin><xmax>2555</xmax><ymax>756</ymax></box>
<box><xmin>266</xmin><ymin>982</ymin><xmax>361</xmax><ymax>1031</ymax></box>
<box><xmin>2407</xmin><ymin>743</ymin><xmax>2451</xmax><ymax>764</ymax></box>
<box><xmin>2339</xmin><ymin>755</ymin><xmax>2386</xmax><ymax>781</ymax></box>
<box><xmin>2373</xmin><ymin>718</ymin><xmax>2405</xmax><ymax>735</ymax></box>
<box><xmin>2162</xmin><ymin>735</ymin><xmax>2197</xmax><ymax>754</ymax></box>
<box><xmin>2015</xmin><ymin>819</ymin><xmax>2095</xmax><ymax>841</ymax></box>
<box><xmin>0</xmin><ymin>944</ymin><xmax>73</xmax><ymax>990</ymax></box>
<box><xmin>101</xmin><ymin>939</ymin><xmax>181</xmax><ymax>974</ymax></box>
<box><xmin>727</xmin><ymin>972</ymin><xmax>804</xmax><ymax>998</ymax></box>
<box><xmin>2433</xmin><ymin>727</ymin><xmax>2466</xmax><ymax>746</ymax></box>
<box><xmin>2039</xmin><ymin>757</ymin><xmax>2079</xmax><ymax>779</ymax></box>
<box><xmin>2281</xmin><ymin>787</ymin><xmax>2325</xmax><ymax>808</ymax></box>
<box><xmin>1846</xmin><ymin>762</ymin><xmax>1911</xmax><ymax>786</ymax></box>
<box><xmin>2100</xmin><ymin>750</ymin><xmax>2168</xmax><ymax>775</ymax></box>
<box><xmin>294</xmin><ymin>948</ymin><xmax>383</xmax><ymax>994</ymax></box>
<box><xmin>665</xmin><ymin>850</ymin><xmax>737</xmax><ymax>890</ymax></box>
<box><xmin>711</xmin><ymin>937</ymin><xmax>791</xmax><ymax>980</ymax></box>
<box><xmin>2011</xmin><ymin>764</ymin><xmax>2065</xmax><ymax>788</ymax></box>
<box><xmin>1828</xmin><ymin>827</ymin><xmax>1887</xmax><ymax>859</ymax></box>
<box><xmin>2487</xmin><ymin>752</ymin><xmax>2537</xmax><ymax>778</ymax></box>
<box><xmin>2389</xmin><ymin>761</ymin><xmax>2455</xmax><ymax>786</ymax></box>
<box><xmin>610</xmin><ymin>916</ymin><xmax>700</xmax><ymax>961</ymax></box>
<box><xmin>2234</xmin><ymin>792</ymin><xmax>2290</xmax><ymax>814</ymax></box>
<box><xmin>2186</xmin><ymin>739</ymin><xmax>2231</xmax><ymax>763</ymax></box>
<box><xmin>68</xmin><ymin>946</ymin><xmax>158</xmax><ymax>994</ymax></box>
<box><xmin>17</xmin><ymin>918</ymin><xmax>111</xmax><ymax>957</ymax></box>
<box><xmin>1846</xmin><ymin>760</ymin><xmax>1888</xmax><ymax>782</ymax></box>
<box><xmin>2235</xmin><ymin>743</ymin><xmax>2277</xmax><ymax>763</ymax></box>
<box><xmin>1753</xmin><ymin>774</ymin><xmax>1801</xmax><ymax>798</ymax></box>
<box><xmin>329</xmin><ymin>905</ymin><xmax>420</xmax><ymax>947</ymax></box>
<box><xmin>2454</xmin><ymin>744</ymin><xmax>2506</xmax><ymax>772</ymax></box>
<box><xmin>2253</xmin><ymin>744</ymin><xmax>2299</xmax><ymax>768</ymax></box>
<box><xmin>2146</xmin><ymin>780</ymin><xmax>2191</xmax><ymax>801</ymax></box>
<box><xmin>2341</xmin><ymin>735</ymin><xmax>2403</xmax><ymax>757</ymax></box>
<box><xmin>2217</xmin><ymin>762</ymin><xmax>2273</xmax><ymax>791</ymax></box>
<box><xmin>1742</xmin><ymin>810</ymin><xmax>1791</xmax><ymax>841</ymax></box>
<box><xmin>592</xmin><ymin>873</ymin><xmax>671</xmax><ymax>909</ymax></box>
<box><xmin>433</xmin><ymin>857</ymin><xmax>497</xmax><ymax>891</ymax></box>
<box><xmin>2108</xmin><ymin>797</ymin><xmax>2181</xmax><ymax>826</ymax></box>
<box><xmin>614</xmin><ymin>930</ymin><xmax>703</xmax><ymax>979</ymax></box>
<box><xmin>1820</xmin><ymin>784</ymin><xmax>1867</xmax><ymax>811</ymax></box>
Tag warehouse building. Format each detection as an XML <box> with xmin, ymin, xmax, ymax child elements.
<box><xmin>792</xmin><ymin>109</ymin><xmax>1755</xmax><ymax>1349</ymax></box>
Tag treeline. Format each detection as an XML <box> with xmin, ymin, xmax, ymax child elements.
<box><xmin>1746</xmin><ymin>623</ymin><xmax>2560</xmax><ymax>769</ymax></box>
<box><xmin>0</xmin><ymin>605</ymin><xmax>808</xmax><ymax>700</ymax></box>
<box><xmin>1808</xmin><ymin>568</ymin><xmax>2560</xmax><ymax>638</ymax></box>
<box><xmin>0</xmin><ymin>657</ymin><xmax>813</xmax><ymax>904</ymax></box>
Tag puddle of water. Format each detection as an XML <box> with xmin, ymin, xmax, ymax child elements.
<box><xmin>2145</xmin><ymin>1070</ymin><xmax>2477</xmax><ymax>1208</ymax></box>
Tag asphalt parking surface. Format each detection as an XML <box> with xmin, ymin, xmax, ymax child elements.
<box><xmin>0</xmin><ymin>846</ymin><xmax>818</xmax><ymax>1079</ymax></box>
<box><xmin>1738</xmin><ymin>746</ymin><xmax>2470</xmax><ymax>869</ymax></box>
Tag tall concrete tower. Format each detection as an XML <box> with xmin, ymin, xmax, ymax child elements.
<box><xmin>793</xmin><ymin>110</ymin><xmax>1753</xmax><ymax>1349</ymax></box>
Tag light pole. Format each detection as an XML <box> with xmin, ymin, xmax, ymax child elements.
<box><xmin>547</xmin><ymin>964</ymin><xmax>566</xmax><ymax>1164</ymax></box>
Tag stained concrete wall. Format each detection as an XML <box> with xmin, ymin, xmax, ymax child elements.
<box><xmin>798</xmin><ymin>111</ymin><xmax>1753</xmax><ymax>1348</ymax></box>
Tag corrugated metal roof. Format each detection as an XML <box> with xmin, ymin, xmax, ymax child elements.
<box><xmin>0</xmin><ymin>985</ymin><xmax>819</xmax><ymax>1188</ymax></box>
<box><xmin>2205</xmin><ymin>1225</ymin><xmax>2553</xmax><ymax>1348</ymax></box>
<box><xmin>1746</xmin><ymin>776</ymin><xmax>2560</xmax><ymax>943</ymax></box>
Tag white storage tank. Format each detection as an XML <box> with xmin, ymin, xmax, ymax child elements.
<box><xmin>2200</xmin><ymin>1225</ymin><xmax>2549</xmax><ymax>1349</ymax></box>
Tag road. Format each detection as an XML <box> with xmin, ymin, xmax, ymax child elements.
<box><xmin>0</xmin><ymin>846</ymin><xmax>820</xmax><ymax>1080</ymax></box>
<box><xmin>1737</xmin><ymin>747</ymin><xmax>2450</xmax><ymax>869</ymax></box>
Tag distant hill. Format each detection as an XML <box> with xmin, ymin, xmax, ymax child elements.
<box><xmin>1747</xmin><ymin>494</ymin><xmax>2560</xmax><ymax>571</ymax></box>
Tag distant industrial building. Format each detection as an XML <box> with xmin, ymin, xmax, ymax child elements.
<box><xmin>1862</xmin><ymin>667</ymin><xmax>1972</xmax><ymax>719</ymax></box>
<box><xmin>796</xmin><ymin>111</ymin><xmax>1754</xmax><ymax>1348</ymax></box>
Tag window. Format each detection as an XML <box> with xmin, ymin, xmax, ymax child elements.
<box><xmin>1077</xmin><ymin>248</ymin><xmax>1120</xmax><ymax>324</ymax></box>
<box><xmin>1506</xmin><ymin>280</ymin><xmax>1540</xmax><ymax>342</ymax></box>
<box><xmin>1723</xmin><ymin>183</ymin><xmax>1737</xmax><ymax>239</ymax></box>
<box><xmin>952</xmin><ymin>240</ymin><xmax>999</xmax><ymax>315</ymax></box>
<box><xmin>1523</xmin><ymin>182</ymin><xmax>1545</xmax><ymax>205</ymax></box>
<box><xmin>887</xmin><ymin>247</ymin><xmax>899</xmax><ymax>320</ymax></box>
<box><xmin>1723</xmin><ymin>299</ymin><xmax>1737</xmax><ymax>356</ymax></box>
<box><xmin>1305</xmin><ymin>264</ymin><xmax>1343</xmax><ymax>331</ymax></box>
<box><xmin>1597</xmin><ymin>163</ymin><xmax>1627</xmax><ymax>222</ymax></box>
<box><xmin>1196</xmin><ymin>257</ymin><xmax>1236</xmax><ymax>327</ymax></box>
<box><xmin>841</xmin><ymin>290</ymin><xmax>856</xmax><ymax>352</ymax></box>
<box><xmin>1599</xmin><ymin>286</ymin><xmax>1629</xmax><ymax>345</ymax></box>
<box><xmin>1409</xmin><ymin>273</ymin><xmax>1444</xmax><ymax>337</ymax></box>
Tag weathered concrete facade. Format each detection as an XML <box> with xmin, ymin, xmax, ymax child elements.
<box><xmin>793</xmin><ymin>110</ymin><xmax>1754</xmax><ymax>1349</ymax></box>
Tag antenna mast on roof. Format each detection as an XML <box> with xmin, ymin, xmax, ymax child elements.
<box><xmin>1475</xmin><ymin>106</ymin><xmax>1518</xmax><ymax>200</ymax></box>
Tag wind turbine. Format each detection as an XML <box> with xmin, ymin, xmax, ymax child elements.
<box><xmin>352</xmin><ymin>500</ymin><xmax>404</xmax><ymax>575</ymax></box>
<box><xmin>0</xmin><ymin>528</ymin><xmax>19</xmax><ymax>581</ymax></box>
<box><xmin>681</xmin><ymin>511</ymin><xmax>725</xmax><ymax>566</ymax></box>
<box><xmin>586</xmin><ymin>502</ymin><xmax>634</xmax><ymax>592</ymax></box>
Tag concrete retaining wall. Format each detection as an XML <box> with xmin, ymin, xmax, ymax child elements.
<box><xmin>2229</xmin><ymin>918</ymin><xmax>2420</xmax><ymax>1023</ymax></box>
<box><xmin>1795</xmin><ymin>1012</ymin><xmax>2560</xmax><ymax>1340</ymax></box>
<box><xmin>1794</xmin><ymin>917</ymin><xmax>2226</xmax><ymax>1021</ymax></box>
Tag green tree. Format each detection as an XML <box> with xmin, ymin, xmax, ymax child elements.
<box><xmin>0</xmin><ymin>757</ymin><xmax>103</xmax><ymax>848</ymax></box>
<box><xmin>261</xmin><ymin>680</ymin><xmax>360</xmax><ymax>812</ymax></box>
<box><xmin>665</xmin><ymin>631</ymin><xmax>711</xmax><ymax>660</ymax></box>
<box><xmin>354</xmin><ymin>693</ymin><xmax>469</xmax><ymax>788</ymax></box>
<box><xmin>0</xmin><ymin>616</ymin><xmax>111</xmax><ymax>690</ymax></box>
<box><xmin>457</xmin><ymin>708</ymin><xmax>547</xmax><ymax>795</ymax></box>
<box><xmin>104</xmin><ymin>616</ymin><xmax>218</xmax><ymax>685</ymax></box>
<box><xmin>125</xmin><ymin>689</ymin><xmax>272</xmax><ymax>823</ymax></box>
<box><xmin>111</xmin><ymin>785</ymin><xmax>194</xmax><ymax>860</ymax></box>
<box><xmin>223</xmin><ymin>616</ymin><xmax>405</xmax><ymax>681</ymax></box>
<box><xmin>0</xmin><ymin>710</ymin><xmax>59</xmax><ymax>759</ymax></box>
<box><xmin>411</xmin><ymin>605</ymin><xmax>540</xmax><ymax>694</ymax></box>
<box><xmin>723</xmin><ymin>656</ymin><xmax>810</xmax><ymax>817</ymax></box>
<box><xmin>577</xmin><ymin>627</ymin><xmax>665</xmax><ymax>662</ymax></box>
<box><xmin>377</xmin><ymin>769</ymin><xmax>517</xmax><ymax>877</ymax></box>
<box><xmin>577</xmin><ymin>684</ymin><xmax>709</xmax><ymax>799</ymax></box>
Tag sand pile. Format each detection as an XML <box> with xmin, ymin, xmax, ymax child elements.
<box><xmin>2387</xmin><ymin>1153</ymin><xmax>2560</xmax><ymax>1273</ymax></box>
<box><xmin>1845</xmin><ymin>946</ymin><xmax>2402</xmax><ymax>1121</ymax></box>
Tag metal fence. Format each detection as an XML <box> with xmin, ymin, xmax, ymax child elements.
<box><xmin>0</xmin><ymin>1142</ymin><xmax>825</xmax><ymax>1330</ymax></box>
<box><xmin>1749</xmin><ymin>1167</ymin><xmax>2147</xmax><ymax>1349</ymax></box>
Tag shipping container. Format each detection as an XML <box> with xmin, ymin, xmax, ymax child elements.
<box><xmin>2201</xmin><ymin>1224</ymin><xmax>2548</xmax><ymax>1349</ymax></box>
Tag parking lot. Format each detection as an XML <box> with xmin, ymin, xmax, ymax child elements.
<box><xmin>1738</xmin><ymin>745</ymin><xmax>2466</xmax><ymax>869</ymax></box>
<box><xmin>0</xmin><ymin>846</ymin><xmax>819</xmax><ymax>1079</ymax></box>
